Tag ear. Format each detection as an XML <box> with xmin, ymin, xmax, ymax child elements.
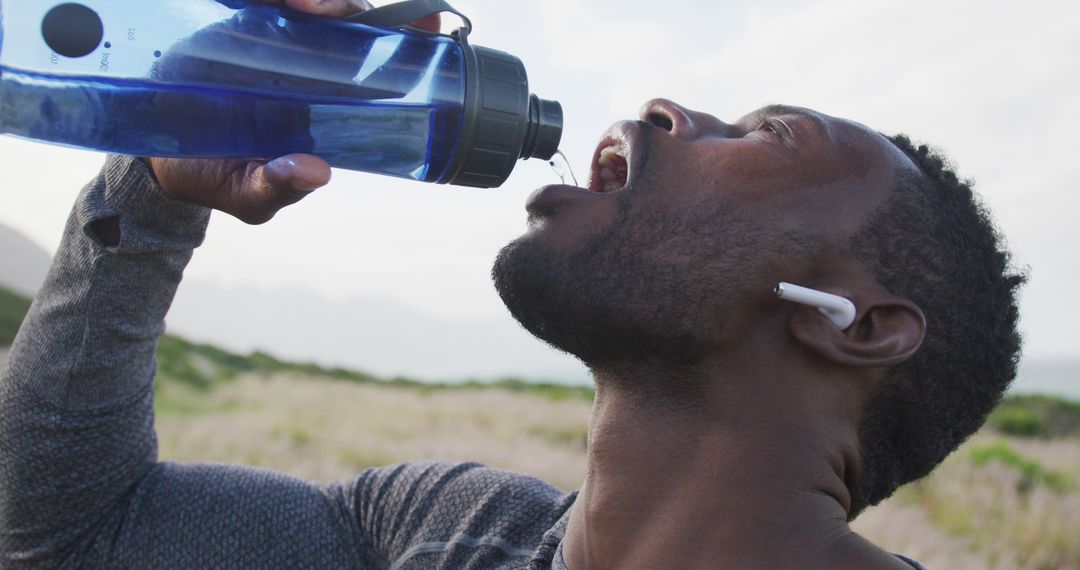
<box><xmin>788</xmin><ymin>293</ymin><xmax>926</xmax><ymax>368</ymax></box>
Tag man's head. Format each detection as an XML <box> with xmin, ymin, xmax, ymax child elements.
<box><xmin>493</xmin><ymin>100</ymin><xmax>922</xmax><ymax>366</ymax></box>
<box><xmin>491</xmin><ymin>100</ymin><xmax>1023</xmax><ymax>516</ymax></box>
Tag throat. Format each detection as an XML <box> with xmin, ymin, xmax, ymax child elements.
<box><xmin>564</xmin><ymin>377</ymin><xmax>858</xmax><ymax>570</ymax></box>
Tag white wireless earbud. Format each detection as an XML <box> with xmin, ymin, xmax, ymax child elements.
<box><xmin>774</xmin><ymin>282</ymin><xmax>857</xmax><ymax>330</ymax></box>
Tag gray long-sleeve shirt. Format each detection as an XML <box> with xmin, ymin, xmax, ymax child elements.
<box><xmin>0</xmin><ymin>156</ymin><xmax>575</xmax><ymax>569</ymax></box>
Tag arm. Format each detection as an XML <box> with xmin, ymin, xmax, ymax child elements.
<box><xmin>0</xmin><ymin>3</ymin><xmax>444</xmax><ymax>565</ymax></box>
<box><xmin>0</xmin><ymin>156</ymin><xmax>372</xmax><ymax>568</ymax></box>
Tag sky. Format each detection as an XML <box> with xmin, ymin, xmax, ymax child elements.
<box><xmin>2</xmin><ymin>0</ymin><xmax>1078</xmax><ymax>387</ymax></box>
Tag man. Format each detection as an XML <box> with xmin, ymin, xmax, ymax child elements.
<box><xmin>0</xmin><ymin>1</ymin><xmax>1023</xmax><ymax>568</ymax></box>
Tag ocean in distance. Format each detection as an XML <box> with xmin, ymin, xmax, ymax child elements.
<box><xmin>1010</xmin><ymin>358</ymin><xmax>1080</xmax><ymax>400</ymax></box>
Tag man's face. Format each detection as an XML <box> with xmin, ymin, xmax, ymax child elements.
<box><xmin>492</xmin><ymin>100</ymin><xmax>911</xmax><ymax>366</ymax></box>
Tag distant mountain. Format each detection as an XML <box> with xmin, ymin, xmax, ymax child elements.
<box><xmin>0</xmin><ymin>281</ymin><xmax>592</xmax><ymax>400</ymax></box>
<box><xmin>0</xmin><ymin>222</ymin><xmax>52</xmax><ymax>298</ymax></box>
<box><xmin>0</xmin><ymin>221</ymin><xmax>588</xmax><ymax>383</ymax></box>
<box><xmin>167</xmin><ymin>280</ymin><xmax>591</xmax><ymax>384</ymax></box>
<box><xmin>1</xmin><ymin>272</ymin><xmax>1078</xmax><ymax>403</ymax></box>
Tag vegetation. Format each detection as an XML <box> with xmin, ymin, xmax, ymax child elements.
<box><xmin>0</xmin><ymin>286</ymin><xmax>32</xmax><ymax>346</ymax></box>
<box><xmin>155</xmin><ymin>333</ymin><xmax>594</xmax><ymax>402</ymax></box>
<box><xmin>874</xmin><ymin>431</ymin><xmax>1080</xmax><ymax>569</ymax></box>
<box><xmin>153</xmin><ymin>373</ymin><xmax>1079</xmax><ymax>570</ymax></box>
<box><xmin>989</xmin><ymin>394</ymin><xmax>1080</xmax><ymax>438</ymax></box>
<box><xmin>970</xmin><ymin>440</ymin><xmax>1073</xmax><ymax>493</ymax></box>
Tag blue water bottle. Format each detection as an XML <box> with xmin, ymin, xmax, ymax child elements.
<box><xmin>0</xmin><ymin>0</ymin><xmax>563</xmax><ymax>187</ymax></box>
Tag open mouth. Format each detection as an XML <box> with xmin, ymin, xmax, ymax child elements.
<box><xmin>588</xmin><ymin>138</ymin><xmax>630</xmax><ymax>194</ymax></box>
<box><xmin>524</xmin><ymin>122</ymin><xmax>640</xmax><ymax>216</ymax></box>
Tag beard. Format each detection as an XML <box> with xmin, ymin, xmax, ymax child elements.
<box><xmin>492</xmin><ymin>188</ymin><xmax>783</xmax><ymax>369</ymax></box>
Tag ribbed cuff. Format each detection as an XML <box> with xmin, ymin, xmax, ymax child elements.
<box><xmin>76</xmin><ymin>155</ymin><xmax>212</xmax><ymax>254</ymax></box>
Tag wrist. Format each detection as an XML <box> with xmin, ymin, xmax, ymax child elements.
<box><xmin>78</xmin><ymin>156</ymin><xmax>212</xmax><ymax>253</ymax></box>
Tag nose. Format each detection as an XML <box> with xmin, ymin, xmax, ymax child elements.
<box><xmin>639</xmin><ymin>98</ymin><xmax>728</xmax><ymax>140</ymax></box>
<box><xmin>640</xmin><ymin>98</ymin><xmax>695</xmax><ymax>138</ymax></box>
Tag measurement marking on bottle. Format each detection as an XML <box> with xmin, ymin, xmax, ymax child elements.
<box><xmin>128</xmin><ymin>28</ymin><xmax>137</xmax><ymax>42</ymax></box>
<box><xmin>50</xmin><ymin>53</ymin><xmax>61</xmax><ymax>65</ymax></box>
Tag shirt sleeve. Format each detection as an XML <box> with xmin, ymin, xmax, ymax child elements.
<box><xmin>347</xmin><ymin>461</ymin><xmax>575</xmax><ymax>569</ymax></box>
<box><xmin>0</xmin><ymin>156</ymin><xmax>369</xmax><ymax>568</ymax></box>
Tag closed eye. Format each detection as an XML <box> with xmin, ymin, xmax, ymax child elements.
<box><xmin>751</xmin><ymin>113</ymin><xmax>793</xmax><ymax>139</ymax></box>
<box><xmin>758</xmin><ymin>119</ymin><xmax>782</xmax><ymax>135</ymax></box>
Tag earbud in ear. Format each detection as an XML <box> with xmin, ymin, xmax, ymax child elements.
<box><xmin>775</xmin><ymin>282</ymin><xmax>857</xmax><ymax>330</ymax></box>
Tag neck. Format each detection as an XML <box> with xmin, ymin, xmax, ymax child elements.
<box><xmin>563</xmin><ymin>353</ymin><xmax>897</xmax><ymax>570</ymax></box>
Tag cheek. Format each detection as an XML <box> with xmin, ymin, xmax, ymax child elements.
<box><xmin>656</xmin><ymin>154</ymin><xmax>769</xmax><ymax>207</ymax></box>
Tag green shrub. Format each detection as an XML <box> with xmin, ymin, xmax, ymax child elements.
<box><xmin>0</xmin><ymin>286</ymin><xmax>32</xmax><ymax>346</ymax></box>
<box><xmin>970</xmin><ymin>441</ymin><xmax>1072</xmax><ymax>493</ymax></box>
<box><xmin>990</xmin><ymin>394</ymin><xmax>1080</xmax><ymax>438</ymax></box>
<box><xmin>989</xmin><ymin>406</ymin><xmax>1048</xmax><ymax>437</ymax></box>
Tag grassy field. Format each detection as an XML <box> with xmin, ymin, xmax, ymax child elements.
<box><xmin>2</xmin><ymin>284</ymin><xmax>1078</xmax><ymax>569</ymax></box>
<box><xmin>150</xmin><ymin>369</ymin><xmax>1080</xmax><ymax>570</ymax></box>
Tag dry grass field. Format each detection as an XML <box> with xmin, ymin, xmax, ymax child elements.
<box><xmin>155</xmin><ymin>372</ymin><xmax>1080</xmax><ymax>570</ymax></box>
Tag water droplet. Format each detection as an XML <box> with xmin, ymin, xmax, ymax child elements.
<box><xmin>548</xmin><ymin>150</ymin><xmax>579</xmax><ymax>186</ymax></box>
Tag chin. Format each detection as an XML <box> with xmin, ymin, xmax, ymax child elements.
<box><xmin>491</xmin><ymin>231</ymin><xmax>711</xmax><ymax>368</ymax></box>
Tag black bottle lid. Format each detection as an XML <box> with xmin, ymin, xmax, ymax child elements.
<box><xmin>441</xmin><ymin>41</ymin><xmax>563</xmax><ymax>188</ymax></box>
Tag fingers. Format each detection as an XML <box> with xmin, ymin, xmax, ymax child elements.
<box><xmin>265</xmin><ymin>154</ymin><xmax>333</xmax><ymax>192</ymax></box>
<box><xmin>229</xmin><ymin>154</ymin><xmax>332</xmax><ymax>225</ymax></box>
<box><xmin>283</xmin><ymin>0</ymin><xmax>374</xmax><ymax>17</ymax></box>
<box><xmin>410</xmin><ymin>13</ymin><xmax>442</xmax><ymax>33</ymax></box>
<box><xmin>278</xmin><ymin>0</ymin><xmax>441</xmax><ymax>32</ymax></box>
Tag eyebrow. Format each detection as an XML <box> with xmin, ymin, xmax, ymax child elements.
<box><xmin>754</xmin><ymin>104</ymin><xmax>828</xmax><ymax>136</ymax></box>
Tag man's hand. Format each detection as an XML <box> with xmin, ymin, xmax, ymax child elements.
<box><xmin>148</xmin><ymin>155</ymin><xmax>331</xmax><ymax>225</ymax></box>
<box><xmin>148</xmin><ymin>0</ymin><xmax>441</xmax><ymax>225</ymax></box>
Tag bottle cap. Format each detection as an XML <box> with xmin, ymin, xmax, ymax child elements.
<box><xmin>441</xmin><ymin>41</ymin><xmax>563</xmax><ymax>188</ymax></box>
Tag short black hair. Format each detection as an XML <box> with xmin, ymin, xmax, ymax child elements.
<box><xmin>848</xmin><ymin>135</ymin><xmax>1026</xmax><ymax>518</ymax></box>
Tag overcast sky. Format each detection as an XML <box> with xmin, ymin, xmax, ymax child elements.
<box><xmin>2</xmin><ymin>0</ymin><xmax>1077</xmax><ymax>379</ymax></box>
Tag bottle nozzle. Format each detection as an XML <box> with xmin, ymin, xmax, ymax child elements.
<box><xmin>521</xmin><ymin>95</ymin><xmax>563</xmax><ymax>160</ymax></box>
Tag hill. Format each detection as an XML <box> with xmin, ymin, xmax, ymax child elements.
<box><xmin>3</xmin><ymin>283</ymin><xmax>1080</xmax><ymax>421</ymax></box>
<box><xmin>0</xmin><ymin>222</ymin><xmax>52</xmax><ymax>298</ymax></box>
<box><xmin>0</xmin><ymin>283</ymin><xmax>591</xmax><ymax>401</ymax></box>
<box><xmin>165</xmin><ymin>280</ymin><xmax>590</xmax><ymax>383</ymax></box>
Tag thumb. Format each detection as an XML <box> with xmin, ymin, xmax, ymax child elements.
<box><xmin>283</xmin><ymin>0</ymin><xmax>374</xmax><ymax>17</ymax></box>
<box><xmin>230</xmin><ymin>154</ymin><xmax>331</xmax><ymax>224</ymax></box>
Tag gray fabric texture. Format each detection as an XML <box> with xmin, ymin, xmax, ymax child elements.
<box><xmin>0</xmin><ymin>156</ymin><xmax>928</xmax><ymax>570</ymax></box>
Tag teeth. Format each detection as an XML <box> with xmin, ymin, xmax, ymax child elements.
<box><xmin>593</xmin><ymin>143</ymin><xmax>629</xmax><ymax>193</ymax></box>
<box><xmin>599</xmin><ymin>146</ymin><xmax>622</xmax><ymax>167</ymax></box>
